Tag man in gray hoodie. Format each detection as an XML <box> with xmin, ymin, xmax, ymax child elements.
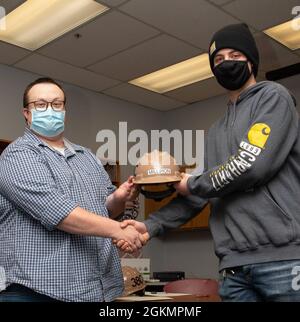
<box><xmin>119</xmin><ymin>23</ymin><xmax>300</xmax><ymax>301</ymax></box>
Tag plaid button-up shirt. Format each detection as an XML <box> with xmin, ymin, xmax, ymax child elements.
<box><xmin>0</xmin><ymin>128</ymin><xmax>123</xmax><ymax>302</ymax></box>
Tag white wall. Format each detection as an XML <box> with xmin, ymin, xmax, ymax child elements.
<box><xmin>0</xmin><ymin>63</ymin><xmax>164</xmax><ymax>149</ymax></box>
<box><xmin>277</xmin><ymin>74</ymin><xmax>300</xmax><ymax>113</ymax></box>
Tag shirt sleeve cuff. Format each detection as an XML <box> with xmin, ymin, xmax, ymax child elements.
<box><xmin>144</xmin><ymin>219</ymin><xmax>163</xmax><ymax>238</ymax></box>
<box><xmin>42</xmin><ymin>199</ymin><xmax>79</xmax><ymax>231</ymax></box>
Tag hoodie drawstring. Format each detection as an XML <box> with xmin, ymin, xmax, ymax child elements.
<box><xmin>231</xmin><ymin>102</ymin><xmax>236</xmax><ymax>127</ymax></box>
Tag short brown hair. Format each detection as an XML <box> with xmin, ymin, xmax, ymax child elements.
<box><xmin>23</xmin><ymin>77</ymin><xmax>66</xmax><ymax>107</ymax></box>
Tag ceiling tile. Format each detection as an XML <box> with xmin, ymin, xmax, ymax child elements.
<box><xmin>95</xmin><ymin>0</ymin><xmax>129</xmax><ymax>7</ymax></box>
<box><xmin>255</xmin><ymin>32</ymin><xmax>300</xmax><ymax>72</ymax></box>
<box><xmin>38</xmin><ymin>11</ymin><xmax>159</xmax><ymax>67</ymax></box>
<box><xmin>88</xmin><ymin>35</ymin><xmax>201</xmax><ymax>81</ymax></box>
<box><xmin>223</xmin><ymin>0</ymin><xmax>300</xmax><ymax>30</ymax></box>
<box><xmin>104</xmin><ymin>83</ymin><xmax>186</xmax><ymax>110</ymax></box>
<box><xmin>165</xmin><ymin>77</ymin><xmax>226</xmax><ymax>103</ymax></box>
<box><xmin>14</xmin><ymin>54</ymin><xmax>120</xmax><ymax>91</ymax></box>
<box><xmin>119</xmin><ymin>0</ymin><xmax>240</xmax><ymax>50</ymax></box>
<box><xmin>0</xmin><ymin>41</ymin><xmax>30</xmax><ymax>65</ymax></box>
<box><xmin>0</xmin><ymin>0</ymin><xmax>25</xmax><ymax>14</ymax></box>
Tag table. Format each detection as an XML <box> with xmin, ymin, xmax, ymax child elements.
<box><xmin>164</xmin><ymin>294</ymin><xmax>221</xmax><ymax>302</ymax></box>
<box><xmin>115</xmin><ymin>293</ymin><xmax>221</xmax><ymax>302</ymax></box>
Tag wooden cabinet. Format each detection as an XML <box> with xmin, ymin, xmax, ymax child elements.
<box><xmin>144</xmin><ymin>192</ymin><xmax>210</xmax><ymax>230</ymax></box>
<box><xmin>0</xmin><ymin>139</ymin><xmax>11</xmax><ymax>155</ymax></box>
<box><xmin>144</xmin><ymin>165</ymin><xmax>210</xmax><ymax>230</ymax></box>
<box><xmin>103</xmin><ymin>161</ymin><xmax>120</xmax><ymax>187</ymax></box>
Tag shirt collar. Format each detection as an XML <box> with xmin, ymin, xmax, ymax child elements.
<box><xmin>23</xmin><ymin>127</ymin><xmax>84</xmax><ymax>154</ymax></box>
<box><xmin>63</xmin><ymin>138</ymin><xmax>84</xmax><ymax>153</ymax></box>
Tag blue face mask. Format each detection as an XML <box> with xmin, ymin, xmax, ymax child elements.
<box><xmin>30</xmin><ymin>108</ymin><xmax>65</xmax><ymax>138</ymax></box>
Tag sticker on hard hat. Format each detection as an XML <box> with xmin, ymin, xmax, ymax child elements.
<box><xmin>122</xmin><ymin>266</ymin><xmax>146</xmax><ymax>296</ymax></box>
<box><xmin>147</xmin><ymin>168</ymin><xmax>171</xmax><ymax>176</ymax></box>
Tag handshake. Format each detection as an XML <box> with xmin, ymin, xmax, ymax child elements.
<box><xmin>110</xmin><ymin>176</ymin><xmax>149</xmax><ymax>253</ymax></box>
<box><xmin>113</xmin><ymin>220</ymin><xmax>149</xmax><ymax>253</ymax></box>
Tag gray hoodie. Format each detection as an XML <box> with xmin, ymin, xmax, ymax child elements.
<box><xmin>145</xmin><ymin>81</ymin><xmax>300</xmax><ymax>271</ymax></box>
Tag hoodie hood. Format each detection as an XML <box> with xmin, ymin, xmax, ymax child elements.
<box><xmin>224</xmin><ymin>81</ymin><xmax>297</xmax><ymax>128</ymax></box>
<box><xmin>238</xmin><ymin>81</ymin><xmax>297</xmax><ymax>106</ymax></box>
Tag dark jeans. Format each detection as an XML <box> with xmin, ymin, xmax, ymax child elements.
<box><xmin>219</xmin><ymin>259</ymin><xmax>300</xmax><ymax>302</ymax></box>
<box><xmin>0</xmin><ymin>284</ymin><xmax>60</xmax><ymax>302</ymax></box>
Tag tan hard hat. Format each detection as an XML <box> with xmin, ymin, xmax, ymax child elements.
<box><xmin>134</xmin><ymin>150</ymin><xmax>181</xmax><ymax>185</ymax></box>
<box><xmin>122</xmin><ymin>266</ymin><xmax>146</xmax><ymax>296</ymax></box>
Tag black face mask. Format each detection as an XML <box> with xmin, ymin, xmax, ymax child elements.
<box><xmin>213</xmin><ymin>60</ymin><xmax>252</xmax><ymax>91</ymax></box>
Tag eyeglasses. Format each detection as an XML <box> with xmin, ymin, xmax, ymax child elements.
<box><xmin>25</xmin><ymin>100</ymin><xmax>65</xmax><ymax>111</ymax></box>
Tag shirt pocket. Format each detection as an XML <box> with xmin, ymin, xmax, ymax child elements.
<box><xmin>50</xmin><ymin>166</ymin><xmax>75</xmax><ymax>193</ymax></box>
<box><xmin>77</xmin><ymin>167</ymin><xmax>110</xmax><ymax>203</ymax></box>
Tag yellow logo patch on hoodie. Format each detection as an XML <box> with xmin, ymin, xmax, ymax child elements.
<box><xmin>248</xmin><ymin>123</ymin><xmax>271</xmax><ymax>148</ymax></box>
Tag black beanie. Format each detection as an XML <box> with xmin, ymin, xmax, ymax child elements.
<box><xmin>209</xmin><ymin>23</ymin><xmax>259</xmax><ymax>77</ymax></box>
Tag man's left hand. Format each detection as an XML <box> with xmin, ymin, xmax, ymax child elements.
<box><xmin>115</xmin><ymin>176</ymin><xmax>140</xmax><ymax>202</ymax></box>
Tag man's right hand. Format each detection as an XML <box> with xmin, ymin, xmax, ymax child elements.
<box><xmin>115</xmin><ymin>220</ymin><xmax>150</xmax><ymax>252</ymax></box>
<box><xmin>113</xmin><ymin>223</ymin><xmax>146</xmax><ymax>253</ymax></box>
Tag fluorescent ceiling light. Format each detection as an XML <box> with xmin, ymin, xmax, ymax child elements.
<box><xmin>264</xmin><ymin>18</ymin><xmax>300</xmax><ymax>50</ymax></box>
<box><xmin>129</xmin><ymin>53</ymin><xmax>214</xmax><ymax>93</ymax></box>
<box><xmin>0</xmin><ymin>0</ymin><xmax>109</xmax><ymax>50</ymax></box>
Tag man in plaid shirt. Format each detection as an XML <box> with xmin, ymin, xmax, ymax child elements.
<box><xmin>0</xmin><ymin>77</ymin><xmax>143</xmax><ymax>302</ymax></box>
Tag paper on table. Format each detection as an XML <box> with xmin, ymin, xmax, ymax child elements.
<box><xmin>115</xmin><ymin>295</ymin><xmax>173</xmax><ymax>302</ymax></box>
<box><xmin>145</xmin><ymin>291</ymin><xmax>189</xmax><ymax>297</ymax></box>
